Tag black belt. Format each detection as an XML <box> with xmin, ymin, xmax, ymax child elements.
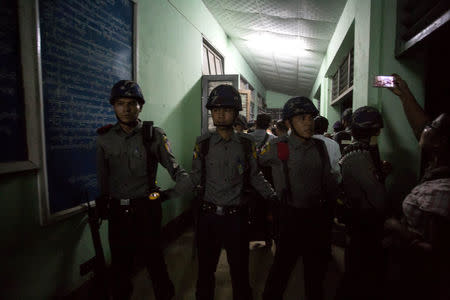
<box><xmin>200</xmin><ymin>202</ymin><xmax>243</xmax><ymax>216</ymax></box>
<box><xmin>111</xmin><ymin>192</ymin><xmax>161</xmax><ymax>207</ymax></box>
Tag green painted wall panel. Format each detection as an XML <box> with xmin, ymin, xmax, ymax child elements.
<box><xmin>266</xmin><ymin>90</ymin><xmax>292</xmax><ymax>108</ymax></box>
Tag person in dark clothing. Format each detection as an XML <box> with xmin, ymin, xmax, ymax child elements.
<box><xmin>96</xmin><ymin>80</ymin><xmax>191</xmax><ymax>300</ymax></box>
<box><xmin>234</xmin><ymin>114</ymin><xmax>248</xmax><ymax>133</ymax></box>
<box><xmin>335</xmin><ymin>106</ymin><xmax>389</xmax><ymax>300</ymax></box>
<box><xmin>334</xmin><ymin>108</ymin><xmax>352</xmax><ymax>152</ymax></box>
<box><xmin>275</xmin><ymin>120</ymin><xmax>288</xmax><ymax>137</ymax></box>
<box><xmin>189</xmin><ymin>85</ymin><xmax>276</xmax><ymax>300</ymax></box>
<box><xmin>383</xmin><ymin>74</ymin><xmax>450</xmax><ymax>300</ymax></box>
<box><xmin>332</xmin><ymin>120</ymin><xmax>344</xmax><ymax>134</ymax></box>
<box><xmin>261</xmin><ymin>96</ymin><xmax>339</xmax><ymax>300</ymax></box>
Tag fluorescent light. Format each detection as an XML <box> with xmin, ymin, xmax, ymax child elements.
<box><xmin>246</xmin><ymin>32</ymin><xmax>306</xmax><ymax>57</ymax></box>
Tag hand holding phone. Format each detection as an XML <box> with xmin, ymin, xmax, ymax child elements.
<box><xmin>373</xmin><ymin>75</ymin><xmax>394</xmax><ymax>88</ymax></box>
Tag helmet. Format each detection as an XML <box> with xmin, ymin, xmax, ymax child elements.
<box><xmin>314</xmin><ymin>116</ymin><xmax>329</xmax><ymax>134</ymax></box>
<box><xmin>234</xmin><ymin>114</ymin><xmax>248</xmax><ymax>129</ymax></box>
<box><xmin>351</xmin><ymin>106</ymin><xmax>383</xmax><ymax>137</ymax></box>
<box><xmin>110</xmin><ymin>80</ymin><xmax>145</xmax><ymax>105</ymax></box>
<box><xmin>206</xmin><ymin>85</ymin><xmax>242</xmax><ymax>111</ymax></box>
<box><xmin>333</xmin><ymin>120</ymin><xmax>344</xmax><ymax>132</ymax></box>
<box><xmin>281</xmin><ymin>96</ymin><xmax>319</xmax><ymax>120</ymax></box>
<box><xmin>341</xmin><ymin>108</ymin><xmax>353</xmax><ymax>124</ymax></box>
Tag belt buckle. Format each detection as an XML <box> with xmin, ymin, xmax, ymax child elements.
<box><xmin>216</xmin><ymin>206</ymin><xmax>224</xmax><ymax>216</ymax></box>
<box><xmin>120</xmin><ymin>199</ymin><xmax>130</xmax><ymax>206</ymax></box>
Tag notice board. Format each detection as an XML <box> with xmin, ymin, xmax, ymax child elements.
<box><xmin>38</xmin><ymin>0</ymin><xmax>135</xmax><ymax>217</ymax></box>
<box><xmin>0</xmin><ymin>2</ymin><xmax>27</xmax><ymax>163</ymax></box>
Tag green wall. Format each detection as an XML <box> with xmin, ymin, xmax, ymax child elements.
<box><xmin>311</xmin><ymin>0</ymin><xmax>426</xmax><ymax>208</ymax></box>
<box><xmin>0</xmin><ymin>0</ymin><xmax>266</xmax><ymax>298</ymax></box>
<box><xmin>266</xmin><ymin>90</ymin><xmax>293</xmax><ymax>108</ymax></box>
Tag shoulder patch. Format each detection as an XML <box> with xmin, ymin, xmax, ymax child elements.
<box><xmin>96</xmin><ymin>124</ymin><xmax>113</xmax><ymax>135</ymax></box>
<box><xmin>162</xmin><ymin>134</ymin><xmax>172</xmax><ymax>154</ymax></box>
<box><xmin>260</xmin><ymin>142</ymin><xmax>271</xmax><ymax>156</ymax></box>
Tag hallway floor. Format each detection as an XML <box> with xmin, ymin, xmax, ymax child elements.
<box><xmin>130</xmin><ymin>229</ymin><xmax>344</xmax><ymax>300</ymax></box>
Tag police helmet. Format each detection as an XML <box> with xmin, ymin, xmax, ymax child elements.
<box><xmin>110</xmin><ymin>80</ymin><xmax>145</xmax><ymax>105</ymax></box>
<box><xmin>351</xmin><ymin>106</ymin><xmax>383</xmax><ymax>137</ymax></box>
<box><xmin>341</xmin><ymin>108</ymin><xmax>353</xmax><ymax>124</ymax></box>
<box><xmin>281</xmin><ymin>96</ymin><xmax>319</xmax><ymax>121</ymax></box>
<box><xmin>314</xmin><ymin>116</ymin><xmax>329</xmax><ymax>134</ymax></box>
<box><xmin>333</xmin><ymin>120</ymin><xmax>344</xmax><ymax>132</ymax></box>
<box><xmin>206</xmin><ymin>85</ymin><xmax>242</xmax><ymax>111</ymax></box>
<box><xmin>234</xmin><ymin>114</ymin><xmax>248</xmax><ymax>129</ymax></box>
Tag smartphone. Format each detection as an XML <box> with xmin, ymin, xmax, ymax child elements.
<box><xmin>373</xmin><ymin>75</ymin><xmax>394</xmax><ymax>88</ymax></box>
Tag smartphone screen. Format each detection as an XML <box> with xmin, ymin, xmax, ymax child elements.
<box><xmin>373</xmin><ymin>76</ymin><xmax>394</xmax><ymax>88</ymax></box>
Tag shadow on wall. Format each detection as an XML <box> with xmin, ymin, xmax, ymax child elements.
<box><xmin>155</xmin><ymin>78</ymin><xmax>202</xmax><ymax>226</ymax></box>
<box><xmin>381</xmin><ymin>114</ymin><xmax>419</xmax><ymax>216</ymax></box>
<box><xmin>0</xmin><ymin>172</ymin><xmax>91</xmax><ymax>299</ymax></box>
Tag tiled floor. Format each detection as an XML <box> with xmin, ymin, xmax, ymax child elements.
<box><xmin>131</xmin><ymin>229</ymin><xmax>344</xmax><ymax>300</ymax></box>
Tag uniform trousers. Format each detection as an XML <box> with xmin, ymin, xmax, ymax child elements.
<box><xmin>108</xmin><ymin>199</ymin><xmax>174</xmax><ymax>300</ymax></box>
<box><xmin>196</xmin><ymin>210</ymin><xmax>253</xmax><ymax>300</ymax></box>
<box><xmin>263</xmin><ymin>206</ymin><xmax>331</xmax><ymax>300</ymax></box>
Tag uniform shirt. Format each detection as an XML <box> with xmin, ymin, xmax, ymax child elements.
<box><xmin>259</xmin><ymin>135</ymin><xmax>338</xmax><ymax>208</ymax></box>
<box><xmin>248</xmin><ymin>129</ymin><xmax>275</xmax><ymax>149</ymax></box>
<box><xmin>313</xmin><ymin>134</ymin><xmax>342</xmax><ymax>183</ymax></box>
<box><xmin>190</xmin><ymin>131</ymin><xmax>275</xmax><ymax>206</ymax></box>
<box><xmin>96</xmin><ymin>121</ymin><xmax>190</xmax><ymax>199</ymax></box>
<box><xmin>339</xmin><ymin>143</ymin><xmax>386</xmax><ymax>217</ymax></box>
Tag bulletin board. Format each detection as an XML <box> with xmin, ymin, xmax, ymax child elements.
<box><xmin>0</xmin><ymin>2</ymin><xmax>27</xmax><ymax>163</ymax></box>
<box><xmin>38</xmin><ymin>0</ymin><xmax>137</xmax><ymax>221</ymax></box>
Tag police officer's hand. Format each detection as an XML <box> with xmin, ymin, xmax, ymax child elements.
<box><xmin>95</xmin><ymin>195</ymin><xmax>109</xmax><ymax>220</ymax></box>
<box><xmin>159</xmin><ymin>188</ymin><xmax>175</xmax><ymax>202</ymax></box>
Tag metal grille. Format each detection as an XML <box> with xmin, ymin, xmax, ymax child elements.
<box><xmin>331</xmin><ymin>49</ymin><xmax>353</xmax><ymax>101</ymax></box>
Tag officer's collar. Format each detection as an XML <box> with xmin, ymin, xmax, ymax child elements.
<box><xmin>288</xmin><ymin>134</ymin><xmax>314</xmax><ymax>149</ymax></box>
<box><xmin>211</xmin><ymin>130</ymin><xmax>240</xmax><ymax>144</ymax></box>
<box><xmin>114</xmin><ymin>119</ymin><xmax>142</xmax><ymax>135</ymax></box>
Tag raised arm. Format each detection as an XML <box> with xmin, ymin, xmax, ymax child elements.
<box><xmin>389</xmin><ymin>74</ymin><xmax>430</xmax><ymax>140</ymax></box>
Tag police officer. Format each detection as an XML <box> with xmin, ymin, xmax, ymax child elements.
<box><xmin>334</xmin><ymin>108</ymin><xmax>353</xmax><ymax>152</ymax></box>
<box><xmin>261</xmin><ymin>97</ymin><xmax>339</xmax><ymax>300</ymax></box>
<box><xmin>335</xmin><ymin>106</ymin><xmax>388</xmax><ymax>300</ymax></box>
<box><xmin>96</xmin><ymin>80</ymin><xmax>190</xmax><ymax>300</ymax></box>
<box><xmin>189</xmin><ymin>84</ymin><xmax>276</xmax><ymax>300</ymax></box>
<box><xmin>233</xmin><ymin>114</ymin><xmax>248</xmax><ymax>133</ymax></box>
<box><xmin>249</xmin><ymin>113</ymin><xmax>276</xmax><ymax>149</ymax></box>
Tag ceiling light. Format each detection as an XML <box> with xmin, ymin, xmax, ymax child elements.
<box><xmin>246</xmin><ymin>33</ymin><xmax>306</xmax><ymax>57</ymax></box>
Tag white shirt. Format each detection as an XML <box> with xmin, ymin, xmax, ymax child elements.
<box><xmin>313</xmin><ymin>134</ymin><xmax>342</xmax><ymax>183</ymax></box>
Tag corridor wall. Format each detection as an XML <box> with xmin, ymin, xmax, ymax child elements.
<box><xmin>310</xmin><ymin>0</ymin><xmax>427</xmax><ymax>208</ymax></box>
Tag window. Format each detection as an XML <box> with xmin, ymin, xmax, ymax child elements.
<box><xmin>396</xmin><ymin>0</ymin><xmax>450</xmax><ymax>57</ymax></box>
<box><xmin>331</xmin><ymin>49</ymin><xmax>354</xmax><ymax>103</ymax></box>
<box><xmin>239</xmin><ymin>75</ymin><xmax>255</xmax><ymax>120</ymax></box>
<box><xmin>265</xmin><ymin>108</ymin><xmax>283</xmax><ymax>121</ymax></box>
<box><xmin>202</xmin><ymin>39</ymin><xmax>224</xmax><ymax>75</ymax></box>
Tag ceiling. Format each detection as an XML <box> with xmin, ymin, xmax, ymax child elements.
<box><xmin>202</xmin><ymin>0</ymin><xmax>347</xmax><ymax>97</ymax></box>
